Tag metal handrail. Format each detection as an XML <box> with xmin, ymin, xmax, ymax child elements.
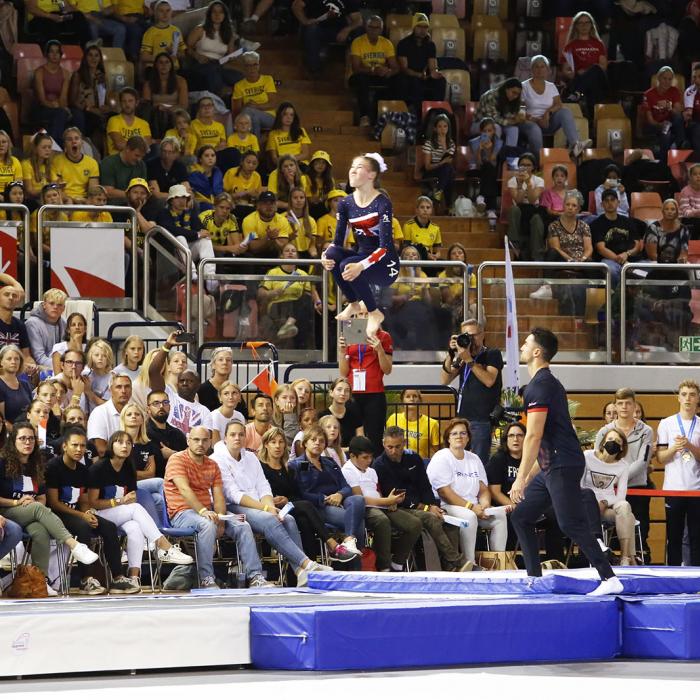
<box><xmin>142</xmin><ymin>225</ymin><xmax>193</xmax><ymax>332</ymax></box>
<box><xmin>620</xmin><ymin>262</ymin><xmax>700</xmax><ymax>363</ymax></box>
<box><xmin>36</xmin><ymin>204</ymin><xmax>138</xmax><ymax>309</ymax></box>
<box><xmin>477</xmin><ymin>260</ymin><xmax>613</xmax><ymax>364</ymax></box>
<box><xmin>196</xmin><ymin>257</ymin><xmax>330</xmax><ymax>360</ymax></box>
<box><xmin>0</xmin><ymin>203</ymin><xmax>30</xmax><ymax>301</ymax></box>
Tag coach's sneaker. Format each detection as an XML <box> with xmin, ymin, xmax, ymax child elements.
<box><xmin>586</xmin><ymin>576</ymin><xmax>624</xmax><ymax>596</ymax></box>
<box><xmin>70</xmin><ymin>541</ymin><xmax>99</xmax><ymax>565</ymax></box>
<box><xmin>158</xmin><ymin>544</ymin><xmax>194</xmax><ymax>565</ymax></box>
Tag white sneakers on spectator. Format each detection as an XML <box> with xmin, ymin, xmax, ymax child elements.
<box><xmin>70</xmin><ymin>541</ymin><xmax>99</xmax><ymax>565</ymax></box>
<box><xmin>200</xmin><ymin>576</ymin><xmax>220</xmax><ymax>589</ymax></box>
<box><xmin>109</xmin><ymin>575</ymin><xmax>141</xmax><ymax>594</ymax></box>
<box><xmin>249</xmin><ymin>574</ymin><xmax>276</xmax><ymax>588</ymax></box>
<box><xmin>530</xmin><ymin>284</ymin><xmax>552</xmax><ymax>300</ymax></box>
<box><xmin>46</xmin><ymin>579</ymin><xmax>59</xmax><ymax>596</ymax></box>
<box><xmin>158</xmin><ymin>544</ymin><xmax>194</xmax><ymax>565</ymax></box>
<box><xmin>342</xmin><ymin>536</ymin><xmax>361</xmax><ymax>556</ymax></box>
<box><xmin>297</xmin><ymin>560</ymin><xmax>333</xmax><ymax>587</ymax></box>
<box><xmin>240</xmin><ymin>39</ymin><xmax>261</xmax><ymax>52</ymax></box>
<box><xmin>586</xmin><ymin>576</ymin><xmax>624</xmax><ymax>596</ymax></box>
<box><xmin>79</xmin><ymin>577</ymin><xmax>106</xmax><ymax>595</ymax></box>
<box><xmin>571</xmin><ymin>139</ymin><xmax>593</xmax><ymax>159</ymax></box>
<box><xmin>277</xmin><ymin>319</ymin><xmax>299</xmax><ymax>339</ymax></box>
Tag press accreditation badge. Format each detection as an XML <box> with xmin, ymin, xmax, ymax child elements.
<box><xmin>352</xmin><ymin>369</ymin><xmax>366</xmax><ymax>392</ymax></box>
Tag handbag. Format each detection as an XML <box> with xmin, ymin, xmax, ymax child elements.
<box><xmin>361</xmin><ymin>547</ymin><xmax>377</xmax><ymax>572</ymax></box>
<box><xmin>4</xmin><ymin>564</ymin><xmax>49</xmax><ymax>599</ymax></box>
<box><xmin>475</xmin><ymin>550</ymin><xmax>518</xmax><ymax>571</ymax></box>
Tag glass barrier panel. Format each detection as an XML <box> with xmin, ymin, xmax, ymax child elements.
<box><xmin>145</xmin><ymin>228</ymin><xmax>189</xmax><ymax>323</ymax></box>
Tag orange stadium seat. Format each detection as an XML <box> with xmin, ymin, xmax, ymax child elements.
<box><xmin>594</xmin><ymin>103</ymin><xmax>625</xmax><ymax>129</ymax></box>
<box><xmin>469</xmin><ymin>14</ymin><xmax>503</xmax><ymax>43</ymax></box>
<box><xmin>668</xmin><ymin>149</ymin><xmax>694</xmax><ymax>186</ymax></box>
<box><xmin>61</xmin><ymin>45</ymin><xmax>84</xmax><ymax>61</ymax></box>
<box><xmin>385</xmin><ymin>13</ymin><xmax>412</xmax><ymax>33</ymax></box>
<box><xmin>12</xmin><ymin>43</ymin><xmax>42</xmax><ymax>66</ymax></box>
<box><xmin>553</xmin><ymin>105</ymin><xmax>589</xmax><ymax>148</ymax></box>
<box><xmin>421</xmin><ymin>101</ymin><xmax>452</xmax><ymax>121</ymax></box>
<box><xmin>541</xmin><ymin>148</ymin><xmax>577</xmax><ymax>188</ymax></box>
<box><xmin>583</xmin><ymin>147</ymin><xmax>612</xmax><ymax>161</ymax></box>
<box><xmin>101</xmin><ymin>47</ymin><xmax>127</xmax><ymax>63</ymax></box>
<box><xmin>631</xmin><ymin>191</ymin><xmax>663</xmax><ymax>222</ymax></box>
<box><xmin>462</xmin><ymin>101</ymin><xmax>478</xmax><ymax>136</ymax></box>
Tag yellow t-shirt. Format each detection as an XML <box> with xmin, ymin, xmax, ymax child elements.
<box><xmin>266</xmin><ymin>128</ymin><xmax>311</xmax><ymax>158</ymax></box>
<box><xmin>437</xmin><ymin>269</ymin><xmax>462</xmax><ymax>301</ymax></box>
<box><xmin>267</xmin><ymin>171</ymin><xmax>311</xmax><ymax>199</ymax></box>
<box><xmin>106</xmin><ymin>114</ymin><xmax>152</xmax><ymax>156</ymax></box>
<box><xmin>29</xmin><ymin>0</ymin><xmax>59</xmax><ymax>18</ymax></box>
<box><xmin>74</xmin><ymin>0</ymin><xmax>113</xmax><ymax>12</ymax></box>
<box><xmin>288</xmin><ymin>213</ymin><xmax>317</xmax><ymax>253</ymax></box>
<box><xmin>232</xmin><ymin>75</ymin><xmax>276</xmax><ymax>110</ymax></box>
<box><xmin>50</xmin><ymin>154</ymin><xmax>99</xmax><ymax>201</ymax></box>
<box><xmin>21</xmin><ymin>158</ymin><xmax>51</xmax><ymax>193</ymax></box>
<box><xmin>350</xmin><ymin>34</ymin><xmax>395</xmax><ymax>68</ymax></box>
<box><xmin>191</xmin><ymin>119</ymin><xmax>226</xmax><ymax>149</ymax></box>
<box><xmin>200</xmin><ymin>209</ymin><xmax>240</xmax><ymax>247</ymax></box>
<box><xmin>0</xmin><ymin>157</ymin><xmax>23</xmax><ymax>189</ymax></box>
<box><xmin>164</xmin><ymin>127</ymin><xmax>197</xmax><ymax>157</ymax></box>
<box><xmin>71</xmin><ymin>211</ymin><xmax>113</xmax><ymax>223</ymax></box>
<box><xmin>307</xmin><ymin>175</ymin><xmax>336</xmax><ymax>204</ymax></box>
<box><xmin>223</xmin><ymin>168</ymin><xmax>262</xmax><ymax>196</ymax></box>
<box><xmin>395</xmin><ymin>269</ymin><xmax>429</xmax><ymax>301</ymax></box>
<box><xmin>385</xmin><ymin>412</ymin><xmax>440</xmax><ymax>459</ymax></box>
<box><xmin>403</xmin><ymin>219</ymin><xmax>442</xmax><ymax>249</ymax></box>
<box><xmin>226</xmin><ymin>132</ymin><xmax>260</xmax><ymax>154</ymax></box>
<box><xmin>140</xmin><ymin>25</ymin><xmax>184</xmax><ymax>67</ymax></box>
<box><xmin>260</xmin><ymin>266</ymin><xmax>312</xmax><ymax>305</ymax></box>
<box><xmin>115</xmin><ymin>0</ymin><xmax>144</xmax><ymax>14</ymax></box>
<box><xmin>316</xmin><ymin>213</ymin><xmax>337</xmax><ymax>243</ymax></box>
<box><xmin>242</xmin><ymin>211</ymin><xmax>293</xmax><ymax>240</ymax></box>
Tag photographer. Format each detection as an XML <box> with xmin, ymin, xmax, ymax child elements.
<box><xmin>440</xmin><ymin>319</ymin><xmax>503</xmax><ymax>466</ymax></box>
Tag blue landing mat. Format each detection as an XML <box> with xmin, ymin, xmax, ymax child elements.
<box><xmin>250</xmin><ymin>597</ymin><xmax>620</xmax><ymax>670</ymax></box>
<box><xmin>622</xmin><ymin>595</ymin><xmax>700</xmax><ymax>659</ymax></box>
<box><xmin>305</xmin><ymin>567</ymin><xmax>700</xmax><ymax>596</ymax></box>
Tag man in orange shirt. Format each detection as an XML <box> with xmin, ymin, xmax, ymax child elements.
<box><xmin>164</xmin><ymin>426</ymin><xmax>273</xmax><ymax>588</ymax></box>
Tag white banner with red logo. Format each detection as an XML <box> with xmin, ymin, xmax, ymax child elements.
<box><xmin>50</xmin><ymin>226</ymin><xmax>125</xmax><ymax>298</ymax></box>
<box><xmin>0</xmin><ymin>221</ymin><xmax>20</xmax><ymax>279</ymax></box>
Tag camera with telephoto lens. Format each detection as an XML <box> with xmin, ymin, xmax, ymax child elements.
<box><xmin>455</xmin><ymin>332</ymin><xmax>476</xmax><ymax>351</ymax></box>
<box><xmin>490</xmin><ymin>404</ymin><xmax>523</xmax><ymax>427</ymax></box>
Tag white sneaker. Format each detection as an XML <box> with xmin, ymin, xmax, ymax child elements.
<box><xmin>158</xmin><ymin>544</ymin><xmax>194</xmax><ymax>565</ymax></box>
<box><xmin>307</xmin><ymin>561</ymin><xmax>333</xmax><ymax>572</ymax></box>
<box><xmin>342</xmin><ymin>536</ymin><xmax>362</xmax><ymax>556</ymax></box>
<box><xmin>71</xmin><ymin>541</ymin><xmax>99</xmax><ymax>565</ymax></box>
<box><xmin>240</xmin><ymin>39</ymin><xmax>261</xmax><ymax>52</ymax></box>
<box><xmin>46</xmin><ymin>580</ymin><xmax>59</xmax><ymax>597</ymax></box>
<box><xmin>586</xmin><ymin>576</ymin><xmax>624</xmax><ymax>596</ymax></box>
<box><xmin>296</xmin><ymin>567</ymin><xmax>309</xmax><ymax>587</ymax></box>
<box><xmin>79</xmin><ymin>577</ymin><xmax>106</xmax><ymax>596</ymax></box>
<box><xmin>249</xmin><ymin>574</ymin><xmax>276</xmax><ymax>588</ymax></box>
<box><xmin>529</xmin><ymin>284</ymin><xmax>552</xmax><ymax>300</ymax></box>
<box><xmin>571</xmin><ymin>139</ymin><xmax>593</xmax><ymax>158</ymax></box>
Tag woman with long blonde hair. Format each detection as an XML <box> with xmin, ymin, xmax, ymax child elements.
<box><xmin>319</xmin><ymin>414</ymin><xmax>345</xmax><ymax>467</ymax></box>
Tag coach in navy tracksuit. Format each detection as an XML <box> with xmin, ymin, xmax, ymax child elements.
<box><xmin>510</xmin><ymin>328</ymin><xmax>622</xmax><ymax>596</ymax></box>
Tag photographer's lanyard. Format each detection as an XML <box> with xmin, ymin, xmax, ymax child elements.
<box><xmin>456</xmin><ymin>349</ymin><xmax>485</xmax><ymax>414</ymax></box>
<box><xmin>353</xmin><ymin>344</ymin><xmax>367</xmax><ymax>392</ymax></box>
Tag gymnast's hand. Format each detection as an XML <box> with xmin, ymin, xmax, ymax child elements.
<box><xmin>342</xmin><ymin>262</ymin><xmax>363</xmax><ymax>281</ymax></box>
<box><xmin>321</xmin><ymin>249</ymin><xmax>336</xmax><ymax>270</ymax></box>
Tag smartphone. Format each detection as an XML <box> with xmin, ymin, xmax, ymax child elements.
<box><xmin>176</xmin><ymin>331</ymin><xmax>196</xmax><ymax>343</ymax></box>
<box><xmin>340</xmin><ymin>318</ymin><xmax>369</xmax><ymax>346</ymax></box>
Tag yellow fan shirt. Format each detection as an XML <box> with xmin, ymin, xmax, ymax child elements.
<box><xmin>350</xmin><ymin>34</ymin><xmax>395</xmax><ymax>69</ymax></box>
<box><xmin>226</xmin><ymin>132</ymin><xmax>260</xmax><ymax>154</ymax></box>
<box><xmin>200</xmin><ymin>209</ymin><xmax>240</xmax><ymax>247</ymax></box>
<box><xmin>403</xmin><ymin>218</ymin><xmax>442</xmax><ymax>249</ymax></box>
<box><xmin>164</xmin><ymin>127</ymin><xmax>197</xmax><ymax>157</ymax></box>
<box><xmin>141</xmin><ymin>24</ymin><xmax>185</xmax><ymax>67</ymax></box>
<box><xmin>385</xmin><ymin>412</ymin><xmax>440</xmax><ymax>459</ymax></box>
<box><xmin>266</xmin><ymin>128</ymin><xmax>311</xmax><ymax>159</ymax></box>
<box><xmin>242</xmin><ymin>211</ymin><xmax>293</xmax><ymax>241</ymax></box>
<box><xmin>232</xmin><ymin>75</ymin><xmax>276</xmax><ymax>112</ymax></box>
<box><xmin>0</xmin><ymin>157</ymin><xmax>23</xmax><ymax>190</ymax></box>
<box><xmin>260</xmin><ymin>267</ymin><xmax>312</xmax><ymax>306</ymax></box>
<box><xmin>223</xmin><ymin>168</ymin><xmax>262</xmax><ymax>197</ymax></box>
<box><xmin>191</xmin><ymin>119</ymin><xmax>226</xmax><ymax>149</ymax></box>
<box><xmin>71</xmin><ymin>211</ymin><xmax>114</xmax><ymax>223</ymax></box>
<box><xmin>267</xmin><ymin>171</ymin><xmax>311</xmax><ymax>198</ymax></box>
<box><xmin>288</xmin><ymin>213</ymin><xmax>317</xmax><ymax>253</ymax></box>
<box><xmin>106</xmin><ymin>114</ymin><xmax>152</xmax><ymax>155</ymax></box>
<box><xmin>50</xmin><ymin>154</ymin><xmax>99</xmax><ymax>201</ymax></box>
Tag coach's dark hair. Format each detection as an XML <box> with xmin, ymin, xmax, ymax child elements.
<box><xmin>531</xmin><ymin>327</ymin><xmax>558</xmax><ymax>362</ymax></box>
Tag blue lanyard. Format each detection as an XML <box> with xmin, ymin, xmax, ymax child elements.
<box><xmin>357</xmin><ymin>344</ymin><xmax>366</xmax><ymax>368</ymax></box>
<box><xmin>456</xmin><ymin>348</ymin><xmax>486</xmax><ymax>414</ymax></box>
<box><xmin>677</xmin><ymin>413</ymin><xmax>697</xmax><ymax>441</ymax></box>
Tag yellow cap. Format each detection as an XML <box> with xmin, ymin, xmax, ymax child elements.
<box><xmin>326</xmin><ymin>189</ymin><xmax>347</xmax><ymax>203</ymax></box>
<box><xmin>412</xmin><ymin>12</ymin><xmax>430</xmax><ymax>27</ymax></box>
<box><xmin>310</xmin><ymin>150</ymin><xmax>332</xmax><ymax>165</ymax></box>
<box><xmin>126</xmin><ymin>178</ymin><xmax>150</xmax><ymax>193</ymax></box>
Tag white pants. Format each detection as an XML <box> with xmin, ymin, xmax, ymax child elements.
<box><xmin>99</xmin><ymin>503</ymin><xmax>162</xmax><ymax>571</ymax></box>
<box><xmin>602</xmin><ymin>500</ymin><xmax>635</xmax><ymax>541</ymax></box>
<box><xmin>176</xmin><ymin>235</ymin><xmax>218</xmax><ymax>292</ymax></box>
<box><xmin>443</xmin><ymin>504</ymin><xmax>508</xmax><ymax>562</ymax></box>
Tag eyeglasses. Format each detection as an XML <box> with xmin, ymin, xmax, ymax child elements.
<box><xmin>63</xmin><ymin>359</ymin><xmax>84</xmax><ymax>366</ymax></box>
<box><xmin>17</xmin><ymin>436</ymin><xmax>36</xmax><ymax>443</ymax></box>
<box><xmin>149</xmin><ymin>400</ymin><xmax>171</xmax><ymax>407</ymax></box>
<box><xmin>450</xmin><ymin>431</ymin><xmax>469</xmax><ymax>437</ymax></box>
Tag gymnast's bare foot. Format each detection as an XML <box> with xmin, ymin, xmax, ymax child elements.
<box><xmin>366</xmin><ymin>309</ymin><xmax>384</xmax><ymax>339</ymax></box>
<box><xmin>336</xmin><ymin>302</ymin><xmax>363</xmax><ymax>321</ymax></box>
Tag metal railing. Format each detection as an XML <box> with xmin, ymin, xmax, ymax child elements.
<box><xmin>143</xmin><ymin>225</ymin><xmax>193</xmax><ymax>332</ymax></box>
<box><xmin>36</xmin><ymin>204</ymin><xmax>138</xmax><ymax>308</ymax></box>
<box><xmin>0</xmin><ymin>204</ymin><xmax>31</xmax><ymax>301</ymax></box>
<box><xmin>196</xmin><ymin>341</ymin><xmax>280</xmax><ymax>386</ymax></box>
<box><xmin>477</xmin><ymin>261</ymin><xmax>613</xmax><ymax>363</ymax></box>
<box><xmin>620</xmin><ymin>262</ymin><xmax>700</xmax><ymax>364</ymax></box>
<box><xmin>196</xmin><ymin>257</ymin><xmax>330</xmax><ymax>358</ymax></box>
<box><xmin>106</xmin><ymin>320</ymin><xmax>184</xmax><ymax>357</ymax></box>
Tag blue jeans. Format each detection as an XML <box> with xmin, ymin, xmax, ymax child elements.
<box><xmin>171</xmin><ymin>508</ymin><xmax>262</xmax><ymax>580</ymax></box>
<box><xmin>301</xmin><ymin>23</ymin><xmax>340</xmax><ymax>74</ymax></box>
<box><xmin>468</xmin><ymin>419</ymin><xmax>492</xmax><ymax>467</ymax></box>
<box><xmin>87</xmin><ymin>15</ymin><xmax>127</xmax><ymax>49</ymax></box>
<box><xmin>229</xmin><ymin>505</ymin><xmax>307</xmax><ymax>570</ymax></box>
<box><xmin>241</xmin><ymin>106</ymin><xmax>275</xmax><ymax>138</ymax></box>
<box><xmin>601</xmin><ymin>258</ymin><xmax>621</xmax><ymax>287</ymax></box>
<box><xmin>0</xmin><ymin>518</ymin><xmax>23</xmax><ymax>560</ymax></box>
<box><xmin>518</xmin><ymin>108</ymin><xmax>581</xmax><ymax>158</ymax></box>
<box><xmin>321</xmin><ymin>495</ymin><xmax>366</xmax><ymax>546</ymax></box>
<box><xmin>137</xmin><ymin>478</ymin><xmax>164</xmax><ymax>524</ymax></box>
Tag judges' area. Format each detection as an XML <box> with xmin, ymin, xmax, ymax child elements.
<box><xmin>3</xmin><ymin>569</ymin><xmax>700</xmax><ymax>677</ymax></box>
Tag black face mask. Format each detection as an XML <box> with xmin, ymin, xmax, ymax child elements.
<box><xmin>603</xmin><ymin>440</ymin><xmax>622</xmax><ymax>456</ymax></box>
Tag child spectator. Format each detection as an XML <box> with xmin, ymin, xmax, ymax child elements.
<box><xmin>422</xmin><ymin>114</ymin><xmax>455</xmax><ymax>213</ymax></box>
<box><xmin>315</xmin><ymin>189</ymin><xmax>346</xmax><ymax>249</ymax></box>
<box><xmin>165</xmin><ymin>108</ymin><xmax>197</xmax><ymax>160</ymax></box>
<box><xmin>540</xmin><ymin>165</ymin><xmax>569</xmax><ymax>219</ymax></box>
<box><xmin>307</xmin><ymin>150</ymin><xmax>335</xmax><ymax>219</ymax></box>
<box><xmin>227</xmin><ymin>113</ymin><xmax>260</xmax><ymax>156</ymax></box>
<box><xmin>342</xmin><ymin>435</ymin><xmax>420</xmax><ymax>571</ymax></box>
<box><xmin>188</xmin><ymin>145</ymin><xmax>224</xmax><ymax>211</ymax></box>
<box><xmin>267</xmin><ymin>154</ymin><xmax>310</xmax><ymax>211</ymax></box>
<box><xmin>292</xmin><ymin>406</ymin><xmax>318</xmax><ymax>457</ymax></box>
<box><xmin>287</xmin><ymin>187</ymin><xmax>318</xmax><ymax>257</ymax></box>
<box><xmin>593</xmin><ymin>164</ymin><xmax>629</xmax><ymax>216</ymax></box>
<box><xmin>271</xmin><ymin>383</ymin><xmax>300</xmax><ymax>444</ymax></box>
<box><xmin>190</xmin><ymin>96</ymin><xmax>226</xmax><ymax>151</ymax></box>
<box><xmin>291</xmin><ymin>378</ymin><xmax>313</xmax><ymax>413</ymax></box>
<box><xmin>267</xmin><ymin>102</ymin><xmax>311</xmax><ymax>168</ymax></box>
<box><xmin>386</xmin><ymin>388</ymin><xmax>440</xmax><ymax>459</ymax></box>
<box><xmin>113</xmin><ymin>335</ymin><xmax>145</xmax><ymax>382</ymax></box>
<box><xmin>72</xmin><ymin>186</ymin><xmax>113</xmax><ymax>223</ymax></box>
<box><xmin>140</xmin><ymin>0</ymin><xmax>185</xmax><ymax>74</ymax></box>
<box><xmin>223</xmin><ymin>151</ymin><xmax>263</xmax><ymax>221</ymax></box>
<box><xmin>319</xmin><ymin>414</ymin><xmax>345</xmax><ymax>466</ymax></box>
<box><xmin>468</xmin><ymin>117</ymin><xmax>501</xmax><ymax>217</ymax></box>
<box><xmin>438</xmin><ymin>242</ymin><xmax>475</xmax><ymax>329</ymax></box>
<box><xmin>403</xmin><ymin>196</ymin><xmax>442</xmax><ymax>260</ymax></box>
<box><xmin>84</xmin><ymin>339</ymin><xmax>115</xmax><ymax>413</ymax></box>
<box><xmin>319</xmin><ymin>378</ymin><xmax>363</xmax><ymax>450</ymax></box>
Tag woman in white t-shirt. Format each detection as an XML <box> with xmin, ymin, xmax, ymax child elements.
<box><xmin>426</xmin><ymin>418</ymin><xmax>507</xmax><ymax>565</ymax></box>
<box><xmin>211</xmin><ymin>381</ymin><xmax>245</xmax><ymax>444</ymax></box>
<box><xmin>520</xmin><ymin>55</ymin><xmax>590</xmax><ymax>160</ymax></box>
<box><xmin>582</xmin><ymin>428</ymin><xmax>637</xmax><ymax>566</ymax></box>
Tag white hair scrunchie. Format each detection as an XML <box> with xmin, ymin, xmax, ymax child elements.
<box><xmin>363</xmin><ymin>152</ymin><xmax>388</xmax><ymax>173</ymax></box>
